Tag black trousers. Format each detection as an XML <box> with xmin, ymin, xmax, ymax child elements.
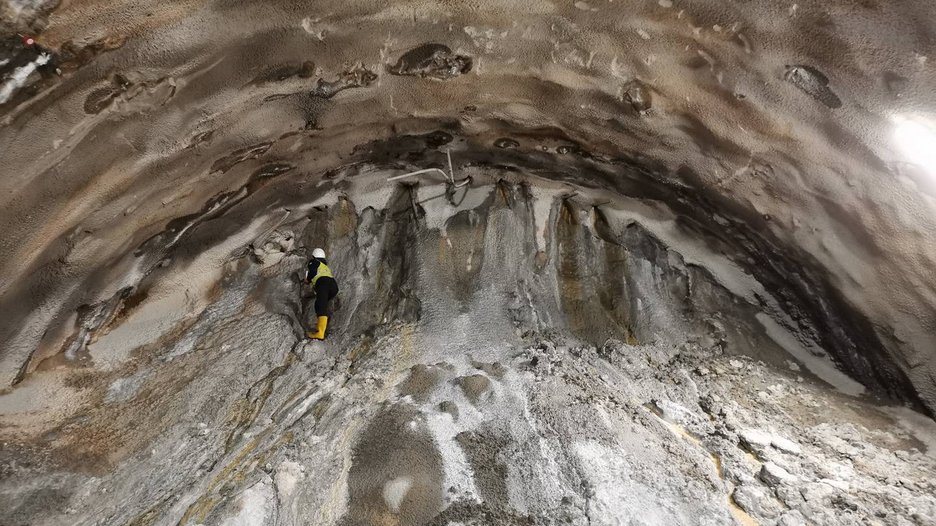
<box><xmin>313</xmin><ymin>276</ymin><xmax>339</xmax><ymax>316</ymax></box>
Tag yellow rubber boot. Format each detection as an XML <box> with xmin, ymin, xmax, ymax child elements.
<box><xmin>307</xmin><ymin>316</ymin><xmax>328</xmax><ymax>340</ymax></box>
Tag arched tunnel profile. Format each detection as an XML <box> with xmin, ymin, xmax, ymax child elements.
<box><xmin>3</xmin><ymin>1</ymin><xmax>936</xmax><ymax>524</ymax></box>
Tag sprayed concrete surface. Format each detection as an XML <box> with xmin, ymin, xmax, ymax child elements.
<box><xmin>2</xmin><ymin>179</ymin><xmax>936</xmax><ymax>525</ymax></box>
<box><xmin>2</xmin><ymin>0</ymin><xmax>936</xmax><ymax>524</ymax></box>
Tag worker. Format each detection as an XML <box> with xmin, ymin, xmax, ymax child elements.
<box><xmin>305</xmin><ymin>247</ymin><xmax>338</xmax><ymax>340</ymax></box>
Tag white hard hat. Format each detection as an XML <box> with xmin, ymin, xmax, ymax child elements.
<box><xmin>312</xmin><ymin>248</ymin><xmax>326</xmax><ymax>259</ymax></box>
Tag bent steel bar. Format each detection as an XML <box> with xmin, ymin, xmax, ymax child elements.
<box><xmin>386</xmin><ymin>149</ymin><xmax>471</xmax><ymax>188</ymax></box>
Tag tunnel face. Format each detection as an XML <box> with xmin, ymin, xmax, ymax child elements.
<box><xmin>2</xmin><ymin>1</ymin><xmax>936</xmax><ymax>525</ymax></box>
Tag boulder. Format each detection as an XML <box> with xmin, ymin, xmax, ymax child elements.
<box><xmin>739</xmin><ymin>429</ymin><xmax>772</xmax><ymax>455</ymax></box>
<box><xmin>759</xmin><ymin>462</ymin><xmax>796</xmax><ymax>487</ymax></box>
<box><xmin>771</xmin><ymin>436</ymin><xmax>802</xmax><ymax>455</ymax></box>
<box><xmin>777</xmin><ymin>510</ymin><xmax>807</xmax><ymax>526</ymax></box>
<box><xmin>732</xmin><ymin>485</ymin><xmax>784</xmax><ymax>519</ymax></box>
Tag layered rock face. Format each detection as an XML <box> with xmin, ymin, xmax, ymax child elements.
<box><xmin>1</xmin><ymin>0</ymin><xmax>936</xmax><ymax>525</ymax></box>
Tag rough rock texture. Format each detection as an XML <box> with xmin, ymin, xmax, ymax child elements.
<box><xmin>1</xmin><ymin>0</ymin><xmax>936</xmax><ymax>524</ymax></box>
<box><xmin>1</xmin><ymin>181</ymin><xmax>934</xmax><ymax>525</ymax></box>
<box><xmin>1</xmin><ymin>0</ymin><xmax>935</xmax><ymax>411</ymax></box>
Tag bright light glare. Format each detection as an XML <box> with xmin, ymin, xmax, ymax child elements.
<box><xmin>893</xmin><ymin>115</ymin><xmax>936</xmax><ymax>176</ymax></box>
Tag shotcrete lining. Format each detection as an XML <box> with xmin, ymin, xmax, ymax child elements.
<box><xmin>3</xmin><ymin>0</ymin><xmax>936</xmax><ymax>522</ymax></box>
<box><xmin>0</xmin><ymin>138</ymin><xmax>928</xmax><ymax>411</ymax></box>
<box><xmin>2</xmin><ymin>170</ymin><xmax>936</xmax><ymax>524</ymax></box>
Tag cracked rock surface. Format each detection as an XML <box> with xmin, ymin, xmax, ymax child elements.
<box><xmin>2</xmin><ymin>179</ymin><xmax>935</xmax><ymax>525</ymax></box>
<box><xmin>2</xmin><ymin>0</ymin><xmax>936</xmax><ymax>525</ymax></box>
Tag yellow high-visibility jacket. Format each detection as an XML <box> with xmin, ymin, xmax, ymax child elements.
<box><xmin>308</xmin><ymin>261</ymin><xmax>333</xmax><ymax>288</ymax></box>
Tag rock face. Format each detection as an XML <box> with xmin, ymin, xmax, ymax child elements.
<box><xmin>0</xmin><ymin>0</ymin><xmax>933</xmax><ymax>412</ymax></box>
<box><xmin>0</xmin><ymin>182</ymin><xmax>933</xmax><ymax>525</ymax></box>
<box><xmin>1</xmin><ymin>0</ymin><xmax>936</xmax><ymax>525</ymax></box>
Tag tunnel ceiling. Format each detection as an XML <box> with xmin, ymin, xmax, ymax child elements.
<box><xmin>2</xmin><ymin>0</ymin><xmax>936</xmax><ymax>416</ymax></box>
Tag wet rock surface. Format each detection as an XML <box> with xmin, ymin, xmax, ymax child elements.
<box><xmin>1</xmin><ymin>0</ymin><xmax>936</xmax><ymax>524</ymax></box>
<box><xmin>1</xmin><ymin>0</ymin><xmax>933</xmax><ymax>413</ymax></box>
<box><xmin>0</xmin><ymin>181</ymin><xmax>933</xmax><ymax>525</ymax></box>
